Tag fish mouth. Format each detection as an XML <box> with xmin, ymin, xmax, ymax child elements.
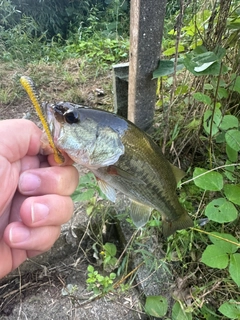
<box><xmin>42</xmin><ymin>102</ymin><xmax>62</xmax><ymax>145</ymax></box>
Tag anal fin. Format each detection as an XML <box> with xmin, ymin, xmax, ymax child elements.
<box><xmin>130</xmin><ymin>200</ymin><xmax>152</xmax><ymax>228</ymax></box>
<box><xmin>169</xmin><ymin>163</ymin><xmax>185</xmax><ymax>184</ymax></box>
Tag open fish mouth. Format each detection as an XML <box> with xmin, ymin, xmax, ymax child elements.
<box><xmin>42</xmin><ymin>102</ymin><xmax>63</xmax><ymax>146</ymax></box>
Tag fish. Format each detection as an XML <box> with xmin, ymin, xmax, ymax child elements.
<box><xmin>41</xmin><ymin>101</ymin><xmax>194</xmax><ymax>237</ymax></box>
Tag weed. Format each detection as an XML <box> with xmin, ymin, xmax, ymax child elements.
<box><xmin>86</xmin><ymin>265</ymin><xmax>116</xmax><ymax>295</ymax></box>
<box><xmin>0</xmin><ymin>87</ymin><xmax>16</xmax><ymax>104</ymax></box>
<box><xmin>148</xmin><ymin>1</ymin><xmax>240</xmax><ymax>319</ymax></box>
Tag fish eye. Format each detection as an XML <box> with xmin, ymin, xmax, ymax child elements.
<box><xmin>64</xmin><ymin>110</ymin><xmax>79</xmax><ymax>124</ymax></box>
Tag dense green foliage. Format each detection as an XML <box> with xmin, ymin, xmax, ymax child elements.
<box><xmin>0</xmin><ymin>0</ymin><xmax>129</xmax><ymax>63</ymax></box>
<box><xmin>0</xmin><ymin>0</ymin><xmax>130</xmax><ymax>38</ymax></box>
<box><xmin>152</xmin><ymin>1</ymin><xmax>240</xmax><ymax>319</ymax></box>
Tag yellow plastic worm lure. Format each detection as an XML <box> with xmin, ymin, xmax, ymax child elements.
<box><xmin>20</xmin><ymin>76</ymin><xmax>64</xmax><ymax>164</ymax></box>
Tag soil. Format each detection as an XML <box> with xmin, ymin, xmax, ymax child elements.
<box><xmin>0</xmin><ymin>214</ymin><xmax>146</xmax><ymax>319</ymax></box>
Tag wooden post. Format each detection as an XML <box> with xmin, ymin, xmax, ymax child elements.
<box><xmin>128</xmin><ymin>0</ymin><xmax>166</xmax><ymax>131</ymax></box>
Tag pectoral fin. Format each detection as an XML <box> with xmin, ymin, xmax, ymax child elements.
<box><xmin>107</xmin><ymin>165</ymin><xmax>145</xmax><ymax>185</ymax></box>
<box><xmin>130</xmin><ymin>200</ymin><xmax>152</xmax><ymax>228</ymax></box>
<box><xmin>97</xmin><ymin>179</ymin><xmax>116</xmax><ymax>202</ymax></box>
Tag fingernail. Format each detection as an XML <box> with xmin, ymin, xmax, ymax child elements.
<box><xmin>19</xmin><ymin>173</ymin><xmax>41</xmax><ymax>193</ymax></box>
<box><xmin>9</xmin><ymin>226</ymin><xmax>30</xmax><ymax>243</ymax></box>
<box><xmin>31</xmin><ymin>203</ymin><xmax>50</xmax><ymax>223</ymax></box>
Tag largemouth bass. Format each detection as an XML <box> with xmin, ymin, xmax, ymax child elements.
<box><xmin>42</xmin><ymin>101</ymin><xmax>193</xmax><ymax>237</ymax></box>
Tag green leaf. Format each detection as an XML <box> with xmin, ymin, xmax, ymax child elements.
<box><xmin>193</xmin><ymin>92</ymin><xmax>211</xmax><ymax>105</ymax></box>
<box><xmin>201</xmin><ymin>245</ymin><xmax>229</xmax><ymax>269</ymax></box>
<box><xmin>215</xmin><ymin>132</ymin><xmax>226</xmax><ymax>143</ymax></box>
<box><xmin>224</xmin><ymin>161</ymin><xmax>236</xmax><ymax>182</ymax></box>
<box><xmin>108</xmin><ymin>257</ymin><xmax>117</xmax><ymax>266</ymax></box>
<box><xmin>71</xmin><ymin>189</ymin><xmax>95</xmax><ymax>201</ymax></box>
<box><xmin>152</xmin><ymin>59</ymin><xmax>184</xmax><ymax>78</ymax></box>
<box><xmin>103</xmin><ymin>243</ymin><xmax>117</xmax><ymax>257</ymax></box>
<box><xmin>193</xmin><ymin>168</ymin><xmax>223</xmax><ymax>191</ymax></box>
<box><xmin>87</xmin><ymin>265</ymin><xmax>95</xmax><ymax>273</ymax></box>
<box><xmin>145</xmin><ymin>295</ymin><xmax>168</xmax><ymax>317</ymax></box>
<box><xmin>204</xmin><ymin>83</ymin><xmax>213</xmax><ymax>90</ymax></box>
<box><xmin>163</xmin><ymin>44</ymin><xmax>185</xmax><ymax>56</ymax></box>
<box><xmin>205</xmin><ymin>198</ymin><xmax>238</xmax><ymax>223</ymax></box>
<box><xmin>183</xmin><ymin>51</ymin><xmax>228</xmax><ymax>76</ymax></box>
<box><xmin>110</xmin><ymin>272</ymin><xmax>116</xmax><ymax>280</ymax></box>
<box><xmin>80</xmin><ymin>172</ymin><xmax>97</xmax><ymax>185</ymax></box>
<box><xmin>193</xmin><ymin>45</ymin><xmax>208</xmax><ymax>55</ymax></box>
<box><xmin>200</xmin><ymin>304</ymin><xmax>220</xmax><ymax>320</ymax></box>
<box><xmin>175</xmin><ymin>84</ymin><xmax>188</xmax><ymax>95</ymax></box>
<box><xmin>229</xmin><ymin>254</ymin><xmax>240</xmax><ymax>287</ymax></box>
<box><xmin>194</xmin><ymin>51</ymin><xmax>218</xmax><ymax>64</ymax></box>
<box><xmin>214</xmin><ymin>46</ymin><xmax>227</xmax><ymax>60</ymax></box>
<box><xmin>104</xmin><ymin>255</ymin><xmax>111</xmax><ymax>264</ymax></box>
<box><xmin>86</xmin><ymin>205</ymin><xmax>94</xmax><ymax>215</ymax></box>
<box><xmin>208</xmin><ymin>232</ymin><xmax>239</xmax><ymax>254</ymax></box>
<box><xmin>172</xmin><ymin>301</ymin><xmax>192</xmax><ymax>320</ymax></box>
<box><xmin>162</xmin><ymin>47</ymin><xmax>176</xmax><ymax>56</ymax></box>
<box><xmin>225</xmin><ymin>129</ymin><xmax>240</xmax><ymax>151</ymax></box>
<box><xmin>219</xmin><ymin>300</ymin><xmax>240</xmax><ymax>319</ymax></box>
<box><xmin>217</xmin><ymin>87</ymin><xmax>228</xmax><ymax>99</ymax></box>
<box><xmin>228</xmin><ymin>19</ymin><xmax>240</xmax><ymax>30</ymax></box>
<box><xmin>232</xmin><ymin>76</ymin><xmax>240</xmax><ymax>93</ymax></box>
<box><xmin>203</xmin><ymin>108</ymin><xmax>222</xmax><ymax>136</ymax></box>
<box><xmin>224</xmin><ymin>184</ymin><xmax>240</xmax><ymax>205</ymax></box>
<box><xmin>194</xmin><ymin>61</ymin><xmax>216</xmax><ymax>72</ymax></box>
<box><xmin>226</xmin><ymin>144</ymin><xmax>238</xmax><ymax>162</ymax></box>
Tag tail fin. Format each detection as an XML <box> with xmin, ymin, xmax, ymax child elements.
<box><xmin>162</xmin><ymin>213</ymin><xmax>193</xmax><ymax>237</ymax></box>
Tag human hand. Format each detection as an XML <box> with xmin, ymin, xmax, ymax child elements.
<box><xmin>0</xmin><ymin>119</ymin><xmax>79</xmax><ymax>278</ymax></box>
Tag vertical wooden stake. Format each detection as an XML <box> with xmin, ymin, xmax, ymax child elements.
<box><xmin>128</xmin><ymin>0</ymin><xmax>166</xmax><ymax>130</ymax></box>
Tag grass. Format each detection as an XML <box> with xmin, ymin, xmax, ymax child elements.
<box><xmin>0</xmin><ymin>58</ymin><xmax>114</xmax><ymax>112</ymax></box>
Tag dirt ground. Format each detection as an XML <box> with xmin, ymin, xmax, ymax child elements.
<box><xmin>0</xmin><ymin>204</ymin><xmax>149</xmax><ymax>319</ymax></box>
